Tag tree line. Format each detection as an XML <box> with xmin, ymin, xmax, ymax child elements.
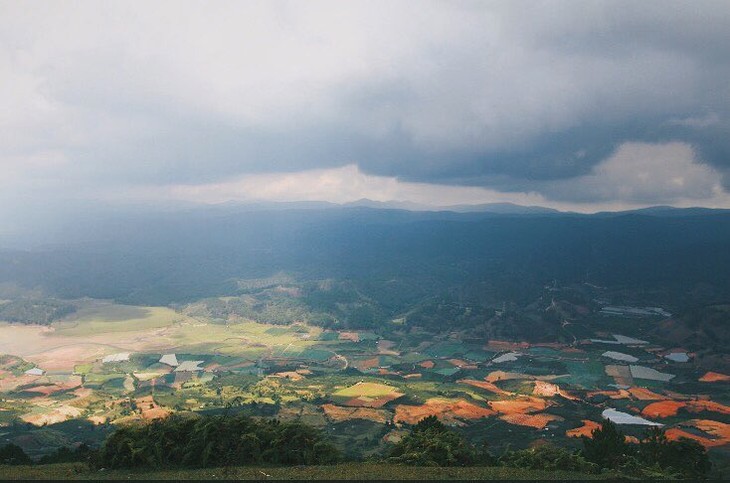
<box><xmin>0</xmin><ymin>414</ymin><xmax>711</xmax><ymax>478</ymax></box>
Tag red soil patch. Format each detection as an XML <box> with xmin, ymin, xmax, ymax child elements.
<box><xmin>485</xmin><ymin>370</ymin><xmax>564</xmax><ymax>383</ymax></box>
<box><xmin>136</xmin><ymin>395</ymin><xmax>170</xmax><ymax>420</ymax></box>
<box><xmin>485</xmin><ymin>340</ymin><xmax>530</xmax><ymax>352</ymax></box>
<box><xmin>665</xmin><ymin>420</ymin><xmax>730</xmax><ymax>448</ymax></box>
<box><xmin>499</xmin><ymin>413</ymin><xmax>562</xmax><ymax>429</ymax></box>
<box><xmin>690</xmin><ymin>419</ymin><xmax>730</xmax><ymax>441</ymax></box>
<box><xmin>377</xmin><ymin>368</ymin><xmax>399</xmax><ymax>376</ymax></box>
<box><xmin>394</xmin><ymin>398</ymin><xmax>494</xmax><ymax>425</ymax></box>
<box><xmin>566</xmin><ymin>420</ymin><xmax>601</xmax><ymax>438</ymax></box>
<box><xmin>699</xmin><ymin>371</ymin><xmax>730</xmax><ymax>382</ymax></box>
<box><xmin>418</xmin><ymin>360</ymin><xmax>435</xmax><ymax>369</ymax></box>
<box><xmin>643</xmin><ymin>400</ymin><xmax>730</xmax><ymax>418</ymax></box>
<box><xmin>688</xmin><ymin>400</ymin><xmax>730</xmax><ymax>415</ymax></box>
<box><xmin>339</xmin><ymin>332</ymin><xmax>360</xmax><ymax>342</ymax></box>
<box><xmin>567</xmin><ymin>420</ymin><xmax>647</xmax><ymax>444</ymax></box>
<box><xmin>489</xmin><ymin>397</ymin><xmax>550</xmax><ymax>415</ymax></box>
<box><xmin>357</xmin><ymin>357</ymin><xmax>380</xmax><ymax>370</ymax></box>
<box><xmin>587</xmin><ymin>389</ymin><xmax>631</xmax><ymax>399</ymax></box>
<box><xmin>628</xmin><ymin>387</ymin><xmax>666</xmax><ymax>401</ymax></box>
<box><xmin>642</xmin><ymin>401</ymin><xmax>686</xmax><ymax>418</ymax></box>
<box><xmin>322</xmin><ymin>404</ymin><xmax>391</xmax><ymax>424</ymax></box>
<box><xmin>665</xmin><ymin>428</ymin><xmax>721</xmax><ymax>448</ymax></box>
<box><xmin>459</xmin><ymin>379</ymin><xmax>513</xmax><ymax>396</ymax></box>
<box><xmin>485</xmin><ymin>371</ymin><xmax>524</xmax><ymax>383</ymax></box>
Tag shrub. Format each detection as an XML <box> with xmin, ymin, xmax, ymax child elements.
<box><xmin>0</xmin><ymin>443</ymin><xmax>32</xmax><ymax>465</ymax></box>
<box><xmin>388</xmin><ymin>416</ymin><xmax>479</xmax><ymax>466</ymax></box>
<box><xmin>582</xmin><ymin>419</ymin><xmax>632</xmax><ymax>469</ymax></box>
<box><xmin>96</xmin><ymin>413</ymin><xmax>340</xmax><ymax>469</ymax></box>
<box><xmin>500</xmin><ymin>444</ymin><xmax>598</xmax><ymax>473</ymax></box>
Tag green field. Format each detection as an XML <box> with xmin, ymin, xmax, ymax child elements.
<box><xmin>0</xmin><ymin>463</ymin><xmax>610</xmax><ymax>480</ymax></box>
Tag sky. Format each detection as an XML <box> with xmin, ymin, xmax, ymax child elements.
<box><xmin>2</xmin><ymin>0</ymin><xmax>730</xmax><ymax>225</ymax></box>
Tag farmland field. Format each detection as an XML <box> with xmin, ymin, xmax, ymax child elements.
<box><xmin>0</xmin><ymin>289</ymin><xmax>729</xmax><ymax>467</ymax></box>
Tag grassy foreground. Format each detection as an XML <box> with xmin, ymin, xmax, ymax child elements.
<box><xmin>0</xmin><ymin>463</ymin><xmax>612</xmax><ymax>480</ymax></box>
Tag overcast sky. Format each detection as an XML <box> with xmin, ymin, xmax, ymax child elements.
<box><xmin>2</xmin><ymin>0</ymin><xmax>730</xmax><ymax>223</ymax></box>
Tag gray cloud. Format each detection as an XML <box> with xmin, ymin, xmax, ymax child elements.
<box><xmin>1</xmin><ymin>0</ymin><xmax>729</xmax><ymax>214</ymax></box>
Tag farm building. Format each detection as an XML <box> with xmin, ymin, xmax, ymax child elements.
<box><xmin>24</xmin><ymin>367</ymin><xmax>45</xmax><ymax>376</ymax></box>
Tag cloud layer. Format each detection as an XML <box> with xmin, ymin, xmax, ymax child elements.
<box><xmin>1</xmin><ymin>0</ymin><xmax>729</xmax><ymax>217</ymax></box>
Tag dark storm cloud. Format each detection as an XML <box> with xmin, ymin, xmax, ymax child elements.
<box><xmin>1</xmin><ymin>0</ymin><xmax>729</xmax><ymax>210</ymax></box>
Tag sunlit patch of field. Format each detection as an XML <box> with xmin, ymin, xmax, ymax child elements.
<box><xmin>334</xmin><ymin>382</ymin><xmax>401</xmax><ymax>398</ymax></box>
<box><xmin>0</xmin><ymin>304</ymin><xmax>324</xmax><ymax>375</ymax></box>
<box><xmin>321</xmin><ymin>403</ymin><xmax>391</xmax><ymax>424</ymax></box>
<box><xmin>394</xmin><ymin>398</ymin><xmax>494</xmax><ymax>425</ymax></box>
<box><xmin>666</xmin><ymin>419</ymin><xmax>730</xmax><ymax>448</ymax></box>
<box><xmin>19</xmin><ymin>400</ymin><xmax>83</xmax><ymax>426</ymax></box>
<box><xmin>642</xmin><ymin>399</ymin><xmax>730</xmax><ymax>418</ymax></box>
<box><xmin>53</xmin><ymin>301</ymin><xmax>183</xmax><ymax>336</ymax></box>
<box><xmin>331</xmin><ymin>381</ymin><xmax>404</xmax><ymax>408</ymax></box>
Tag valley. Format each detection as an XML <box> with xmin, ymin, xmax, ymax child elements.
<box><xmin>1</xmin><ymin>283</ymin><xmax>728</xmax><ymax>464</ymax></box>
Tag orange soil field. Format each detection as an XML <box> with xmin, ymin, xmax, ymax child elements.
<box><xmin>567</xmin><ymin>420</ymin><xmax>647</xmax><ymax>444</ymax></box>
<box><xmin>489</xmin><ymin>397</ymin><xmax>550</xmax><ymax>415</ymax></box>
<box><xmin>418</xmin><ymin>360</ymin><xmax>435</xmax><ymax>369</ymax></box>
<box><xmin>498</xmin><ymin>413</ymin><xmax>562</xmax><ymax>429</ymax></box>
<box><xmin>338</xmin><ymin>332</ymin><xmax>360</xmax><ymax>342</ymax></box>
<box><xmin>321</xmin><ymin>404</ymin><xmax>391</xmax><ymax>424</ymax></box>
<box><xmin>566</xmin><ymin>420</ymin><xmax>601</xmax><ymax>438</ymax></box>
<box><xmin>699</xmin><ymin>371</ymin><xmax>730</xmax><ymax>382</ymax></box>
<box><xmin>135</xmin><ymin>395</ymin><xmax>170</xmax><ymax>420</ymax></box>
<box><xmin>642</xmin><ymin>400</ymin><xmax>685</xmax><ymax>418</ymax></box>
<box><xmin>642</xmin><ymin>400</ymin><xmax>730</xmax><ymax>418</ymax></box>
<box><xmin>587</xmin><ymin>389</ymin><xmax>631</xmax><ymax>399</ymax></box>
<box><xmin>394</xmin><ymin>398</ymin><xmax>494</xmax><ymax>425</ymax></box>
<box><xmin>485</xmin><ymin>340</ymin><xmax>530</xmax><ymax>351</ymax></box>
<box><xmin>459</xmin><ymin>379</ymin><xmax>513</xmax><ymax>396</ymax></box>
<box><xmin>666</xmin><ymin>419</ymin><xmax>730</xmax><ymax>448</ymax></box>
<box><xmin>628</xmin><ymin>387</ymin><xmax>665</xmax><ymax>400</ymax></box>
<box><xmin>485</xmin><ymin>371</ymin><xmax>564</xmax><ymax>383</ymax></box>
<box><xmin>355</xmin><ymin>357</ymin><xmax>380</xmax><ymax>370</ymax></box>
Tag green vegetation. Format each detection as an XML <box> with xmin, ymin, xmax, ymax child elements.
<box><xmin>97</xmin><ymin>414</ymin><xmax>340</xmax><ymax>468</ymax></box>
<box><xmin>0</xmin><ymin>444</ymin><xmax>32</xmax><ymax>466</ymax></box>
<box><xmin>582</xmin><ymin>420</ymin><xmax>711</xmax><ymax>479</ymax></box>
<box><xmin>500</xmin><ymin>445</ymin><xmax>597</xmax><ymax>473</ymax></box>
<box><xmin>388</xmin><ymin>416</ymin><xmax>484</xmax><ymax>466</ymax></box>
<box><xmin>0</xmin><ymin>299</ymin><xmax>75</xmax><ymax>325</ymax></box>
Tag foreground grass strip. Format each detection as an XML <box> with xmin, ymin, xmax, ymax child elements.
<box><xmin>0</xmin><ymin>463</ymin><xmax>612</xmax><ymax>480</ymax></box>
